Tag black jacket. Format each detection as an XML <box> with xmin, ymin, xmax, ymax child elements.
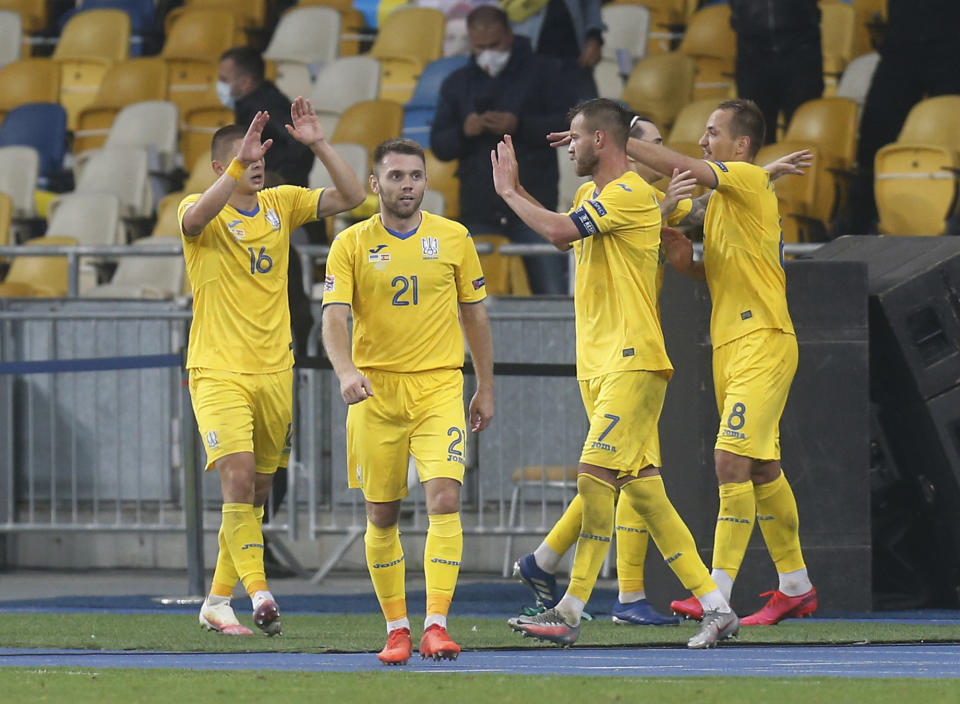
<box><xmin>235</xmin><ymin>81</ymin><xmax>314</xmax><ymax>187</ymax></box>
<box><xmin>430</xmin><ymin>36</ymin><xmax>576</xmax><ymax>225</ymax></box>
<box><xmin>729</xmin><ymin>0</ymin><xmax>821</xmax><ymax>52</ymax></box>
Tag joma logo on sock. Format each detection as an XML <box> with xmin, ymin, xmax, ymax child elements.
<box><xmin>664</xmin><ymin>552</ymin><xmax>682</xmax><ymax>564</ymax></box>
<box><xmin>616</xmin><ymin>524</ymin><xmax>648</xmax><ymax>534</ymax></box>
<box><xmin>756</xmin><ymin>514</ymin><xmax>775</xmax><ymax>521</ymax></box>
<box><xmin>717</xmin><ymin>516</ymin><xmax>752</xmax><ymax>524</ymax></box>
<box><xmin>241</xmin><ymin>543</ymin><xmax>264</xmax><ymax>550</ymax></box>
<box><xmin>430</xmin><ymin>557</ymin><xmax>462</xmax><ymax>566</ymax></box>
<box><xmin>373</xmin><ymin>555</ymin><xmax>405</xmax><ymax>568</ymax></box>
<box><xmin>579</xmin><ymin>532</ymin><xmax>612</xmax><ymax>543</ymax></box>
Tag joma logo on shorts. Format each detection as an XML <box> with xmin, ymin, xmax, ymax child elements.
<box><xmin>721</xmin><ymin>429</ymin><xmax>746</xmax><ymax>439</ymax></box>
<box><xmin>591</xmin><ymin>441</ymin><xmax>617</xmax><ymax>451</ymax></box>
<box><xmin>447</xmin><ymin>454</ymin><xmax>465</xmax><ymax>464</ymax></box>
<box><xmin>241</xmin><ymin>543</ymin><xmax>264</xmax><ymax>550</ymax></box>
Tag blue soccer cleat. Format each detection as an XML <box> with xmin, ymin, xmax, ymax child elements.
<box><xmin>611</xmin><ymin>598</ymin><xmax>681</xmax><ymax>626</ymax></box>
<box><xmin>513</xmin><ymin>553</ymin><xmax>560</xmax><ymax>609</ymax></box>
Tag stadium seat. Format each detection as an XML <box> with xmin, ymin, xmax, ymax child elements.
<box><xmin>310</xmin><ymin>55</ymin><xmax>380</xmax><ymax>137</ymax></box>
<box><xmin>0</xmin><ymin>10</ymin><xmax>21</xmax><ymax>70</ymax></box>
<box><xmin>0</xmin><ymin>0</ymin><xmax>46</xmax><ymax>34</ymax></box>
<box><xmin>72</xmin><ymin>146</ymin><xmax>151</xmax><ymax>218</ymax></box>
<box><xmin>0</xmin><ymin>191</ymin><xmax>11</xmax><ymax>250</ymax></box>
<box><xmin>0</xmin><ymin>235</ymin><xmax>77</xmax><ymax>298</ymax></box>
<box><xmin>677</xmin><ymin>3</ymin><xmax>736</xmax><ymax>101</ymax></box>
<box><xmin>97</xmin><ymin>101</ymin><xmax>179</xmax><ymax>176</ymax></box>
<box><xmin>875</xmin><ymin>145</ymin><xmax>960</xmax><ymax>236</ymax></box>
<box><xmin>835</xmin><ymin>52</ymin><xmax>880</xmax><ymax>124</ymax></box>
<box><xmin>180</xmin><ymin>105</ymin><xmax>234</xmax><ymax>177</ymax></box>
<box><xmin>84</xmin><ymin>235</ymin><xmax>184</xmax><ymax>299</ymax></box>
<box><xmin>308</xmin><ymin>142</ymin><xmax>367</xmax><ymax>238</ymax></box>
<box><xmin>165</xmin><ymin>0</ymin><xmax>263</xmax><ymax>39</ymax></box>
<box><xmin>624</xmin><ymin>0</ymin><xmax>693</xmax><ymax>56</ymax></box>
<box><xmin>665</xmin><ymin>98</ymin><xmax>716</xmax><ymax>197</ymax></box>
<box><xmin>156</xmin><ymin>148</ymin><xmax>218</xmax><ymax>225</ymax></box>
<box><xmin>401</xmin><ymin>56</ymin><xmax>468</xmax><ymax>148</ymax></box>
<box><xmin>54</xmin><ymin>9</ymin><xmax>131</xmax><ymax>130</ymax></box>
<box><xmin>420</xmin><ymin>188</ymin><xmax>445</xmax><ymax>218</ymax></box>
<box><xmin>0</xmin><ymin>59</ymin><xmax>60</xmax><ymax>124</ymax></box>
<box><xmin>602</xmin><ymin>5</ymin><xmax>650</xmax><ymax>65</ymax></box>
<box><xmin>594</xmin><ymin>61</ymin><xmax>624</xmax><ymax>100</ymax></box>
<box><xmin>370</xmin><ymin>7</ymin><xmax>444</xmax><ymax>104</ymax></box>
<box><xmin>265</xmin><ymin>6</ymin><xmax>340</xmax><ymax>69</ymax></box>
<box><xmin>424</xmin><ymin>150</ymin><xmax>459</xmax><ymax>220</ymax></box>
<box><xmin>896</xmin><ymin>95</ymin><xmax>960</xmax><ymax>150</ymax></box>
<box><xmin>0</xmin><ymin>144</ymin><xmax>37</xmax><ymax>217</ymax></box>
<box><xmin>0</xmin><ymin>103</ymin><xmax>67</xmax><ymax>189</ymax></box>
<box><xmin>296</xmin><ymin>0</ymin><xmax>367</xmax><ymax>57</ymax></box>
<box><xmin>472</xmin><ymin>233</ymin><xmax>511</xmax><ymax>295</ymax></box>
<box><xmin>621</xmin><ymin>53</ymin><xmax>696</xmax><ymax>131</ymax></box>
<box><xmin>331</xmin><ymin>100</ymin><xmax>404</xmax><ymax>170</ymax></box>
<box><xmin>73</xmin><ymin>58</ymin><xmax>169</xmax><ymax>155</ymax></box>
<box><xmin>161</xmin><ymin>10</ymin><xmax>237</xmax><ymax>119</ymax></box>
<box><xmin>45</xmin><ymin>193</ymin><xmax>123</xmax><ymax>246</ymax></box>
<box><xmin>820</xmin><ymin>1</ymin><xmax>855</xmax><ymax>94</ymax></box>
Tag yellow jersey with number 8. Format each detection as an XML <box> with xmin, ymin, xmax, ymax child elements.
<box><xmin>179</xmin><ymin>185</ymin><xmax>321</xmax><ymax>373</ymax></box>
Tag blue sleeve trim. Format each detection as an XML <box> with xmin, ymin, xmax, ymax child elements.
<box><xmin>570</xmin><ymin>207</ymin><xmax>599</xmax><ymax>237</ymax></box>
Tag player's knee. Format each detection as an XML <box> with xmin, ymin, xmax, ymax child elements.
<box><xmin>714</xmin><ymin>449</ymin><xmax>752</xmax><ymax>484</ymax></box>
<box><xmin>424</xmin><ymin>478</ymin><xmax>461</xmax><ymax>515</ymax></box>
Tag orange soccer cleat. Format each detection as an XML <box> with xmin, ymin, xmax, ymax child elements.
<box><xmin>378</xmin><ymin>627</ymin><xmax>413</xmax><ymax>665</ymax></box>
<box><xmin>740</xmin><ymin>588</ymin><xmax>818</xmax><ymax>625</ymax></box>
<box><xmin>419</xmin><ymin>624</ymin><xmax>461</xmax><ymax>660</ymax></box>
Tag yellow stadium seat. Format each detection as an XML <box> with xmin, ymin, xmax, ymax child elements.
<box><xmin>473</xmin><ymin>233</ymin><xmax>510</xmax><ymax>295</ymax></box>
<box><xmin>171</xmin><ymin>0</ymin><xmax>267</xmax><ymax>32</ymax></box>
<box><xmin>897</xmin><ymin>95</ymin><xmax>960</xmax><ymax>151</ymax></box>
<box><xmin>666</xmin><ymin>98</ymin><xmax>716</xmax><ymax>154</ymax></box>
<box><xmin>295</xmin><ymin>0</ymin><xmax>366</xmax><ymax>57</ymax></box>
<box><xmin>0</xmin><ymin>0</ymin><xmax>45</xmax><ymax>34</ymax></box>
<box><xmin>756</xmin><ymin>141</ymin><xmax>823</xmax><ymax>243</ymax></box>
<box><xmin>331</xmin><ymin>100</ymin><xmax>404</xmax><ymax>169</ymax></box>
<box><xmin>0</xmin><ymin>58</ymin><xmax>59</xmax><ymax>123</ymax></box>
<box><xmin>502</xmin><ymin>464</ymin><xmax>579</xmax><ymax>574</ymax></box>
<box><xmin>53</xmin><ymin>9</ymin><xmax>131</xmax><ymax>130</ymax></box>
<box><xmin>0</xmin><ymin>235</ymin><xmax>77</xmax><ymax>298</ymax></box>
<box><xmin>820</xmin><ymin>1</ymin><xmax>855</xmax><ymax>94</ymax></box>
<box><xmin>875</xmin><ymin>145</ymin><xmax>960</xmax><ymax>236</ymax></box>
<box><xmin>612</xmin><ymin>0</ymin><xmax>693</xmax><ymax>56</ymax></box>
<box><xmin>0</xmin><ymin>191</ymin><xmax>11</xmax><ymax>252</ymax></box>
<box><xmin>371</xmin><ymin>7</ymin><xmax>444</xmax><ymax>104</ymax></box>
<box><xmin>162</xmin><ymin>10</ymin><xmax>237</xmax><ymax>118</ymax></box>
<box><xmin>73</xmin><ymin>58</ymin><xmax>169</xmax><ymax>155</ymax></box>
<box><xmin>157</xmin><ymin>149</ymin><xmax>218</xmax><ymax>222</ymax></box>
<box><xmin>622</xmin><ymin>52</ymin><xmax>695</xmax><ymax>131</ymax></box>
<box><xmin>425</xmin><ymin>150</ymin><xmax>459</xmax><ymax>220</ymax></box>
<box><xmin>180</xmin><ymin>105</ymin><xmax>235</xmax><ymax>178</ymax></box>
<box><xmin>678</xmin><ymin>3</ymin><xmax>736</xmax><ymax>100</ymax></box>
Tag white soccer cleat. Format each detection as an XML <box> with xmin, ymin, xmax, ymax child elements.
<box><xmin>199</xmin><ymin>598</ymin><xmax>254</xmax><ymax>636</ymax></box>
<box><xmin>687</xmin><ymin>608</ymin><xmax>739</xmax><ymax>649</ymax></box>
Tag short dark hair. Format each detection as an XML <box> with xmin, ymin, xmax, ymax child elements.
<box><xmin>568</xmin><ymin>98</ymin><xmax>632</xmax><ymax>148</ymax></box>
<box><xmin>211</xmin><ymin>124</ymin><xmax>246</xmax><ymax>163</ymax></box>
<box><xmin>467</xmin><ymin>5</ymin><xmax>509</xmax><ymax>29</ymax></box>
<box><xmin>629</xmin><ymin>116</ymin><xmax>656</xmax><ymax>140</ymax></box>
<box><xmin>716</xmin><ymin>99</ymin><xmax>765</xmax><ymax>157</ymax></box>
<box><xmin>372</xmin><ymin>138</ymin><xmax>425</xmax><ymax>173</ymax></box>
<box><xmin>220</xmin><ymin>46</ymin><xmax>264</xmax><ymax>83</ymax></box>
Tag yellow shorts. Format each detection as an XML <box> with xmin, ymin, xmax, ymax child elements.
<box><xmin>188</xmin><ymin>367</ymin><xmax>293</xmax><ymax>473</ymax></box>
<box><xmin>712</xmin><ymin>329</ymin><xmax>797</xmax><ymax>460</ymax></box>
<box><xmin>578</xmin><ymin>370</ymin><xmax>668</xmax><ymax>476</ymax></box>
<box><xmin>347</xmin><ymin>368</ymin><xmax>466</xmax><ymax>502</ymax></box>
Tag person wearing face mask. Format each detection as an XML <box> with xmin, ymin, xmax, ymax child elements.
<box><xmin>218</xmin><ymin>47</ymin><xmax>314</xmax><ymax>190</ymax></box>
<box><xmin>431</xmin><ymin>5</ymin><xmax>577</xmax><ymax>295</ymax></box>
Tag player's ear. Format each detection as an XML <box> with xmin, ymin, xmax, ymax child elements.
<box><xmin>368</xmin><ymin>172</ymin><xmax>379</xmax><ymax>195</ymax></box>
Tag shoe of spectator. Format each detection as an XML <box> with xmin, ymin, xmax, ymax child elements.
<box><xmin>670</xmin><ymin>595</ymin><xmax>704</xmax><ymax>621</ymax></box>
<box><xmin>199</xmin><ymin>598</ymin><xmax>253</xmax><ymax>636</ymax></box>
<box><xmin>612</xmin><ymin>598</ymin><xmax>681</xmax><ymax>626</ymax></box>
<box><xmin>507</xmin><ymin>607</ymin><xmax>580</xmax><ymax>646</ymax></box>
<box><xmin>419</xmin><ymin>624</ymin><xmax>461</xmax><ymax>660</ymax></box>
<box><xmin>740</xmin><ymin>588</ymin><xmax>818</xmax><ymax>625</ymax></box>
<box><xmin>513</xmin><ymin>553</ymin><xmax>559</xmax><ymax>608</ymax></box>
<box><xmin>253</xmin><ymin>599</ymin><xmax>283</xmax><ymax>636</ymax></box>
<box><xmin>378</xmin><ymin>627</ymin><xmax>413</xmax><ymax>665</ymax></box>
<box><xmin>687</xmin><ymin>609</ymin><xmax>739</xmax><ymax>649</ymax></box>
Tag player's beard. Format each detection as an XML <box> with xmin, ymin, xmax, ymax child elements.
<box><xmin>573</xmin><ymin>146</ymin><xmax>598</xmax><ymax>177</ymax></box>
<box><xmin>383</xmin><ymin>191</ymin><xmax>423</xmax><ymax>220</ymax></box>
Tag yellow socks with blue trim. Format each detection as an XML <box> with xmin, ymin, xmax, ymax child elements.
<box><xmin>210</xmin><ymin>504</ymin><xmax>264</xmax><ymax>598</ymax></box>
<box><xmin>365</xmin><ymin>520</ymin><xmax>408</xmax><ymax>631</ymax></box>
<box><xmin>754</xmin><ymin>471</ymin><xmax>813</xmax><ymax>595</ymax></box>
<box><xmin>423</xmin><ymin>512</ymin><xmax>462</xmax><ymax>629</ymax></box>
<box><xmin>711</xmin><ymin>480</ymin><xmax>756</xmax><ymax>599</ymax></box>
<box><xmin>615</xmin><ymin>493</ymin><xmax>650</xmax><ymax>600</ymax></box>
<box><xmin>563</xmin><ymin>474</ymin><xmax>615</xmax><ymax>621</ymax></box>
<box><xmin>220</xmin><ymin>502</ymin><xmax>268</xmax><ymax>597</ymax></box>
<box><xmin>533</xmin><ymin>494</ymin><xmax>583</xmax><ymax>574</ymax></box>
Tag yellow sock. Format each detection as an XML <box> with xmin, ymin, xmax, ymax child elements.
<box><xmin>712</xmin><ymin>480</ymin><xmax>756</xmax><ymax>581</ymax></box>
<box><xmin>622</xmin><ymin>475</ymin><xmax>715</xmax><ymax>597</ymax></box>
<box><xmin>567</xmin><ymin>474</ymin><xmax>615</xmax><ymax>603</ymax></box>
<box><xmin>365</xmin><ymin>521</ymin><xmax>407</xmax><ymax>622</ymax></box>
<box><xmin>424</xmin><ymin>512</ymin><xmax>462</xmax><ymax>617</ymax></box>
<box><xmin>755</xmin><ymin>471</ymin><xmax>806</xmax><ymax>573</ymax></box>
<box><xmin>210</xmin><ymin>505</ymin><xmax>264</xmax><ymax>598</ymax></box>
<box><xmin>544</xmin><ymin>494</ymin><xmax>583</xmax><ymax>555</ymax></box>
<box><xmin>615</xmin><ymin>495</ymin><xmax>649</xmax><ymax>594</ymax></box>
<box><xmin>220</xmin><ymin>503</ymin><xmax>268</xmax><ymax>597</ymax></box>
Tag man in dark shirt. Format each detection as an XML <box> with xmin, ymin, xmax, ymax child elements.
<box><xmin>431</xmin><ymin>6</ymin><xmax>577</xmax><ymax>294</ymax></box>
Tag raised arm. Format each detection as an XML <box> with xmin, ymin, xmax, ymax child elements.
<box><xmin>321</xmin><ymin>303</ymin><xmax>373</xmax><ymax>404</ymax></box>
<box><xmin>763</xmin><ymin>149</ymin><xmax>813</xmax><ymax>181</ymax></box>
<box><xmin>460</xmin><ymin>301</ymin><xmax>494</xmax><ymax>432</ymax></box>
<box><xmin>626</xmin><ymin>138</ymin><xmax>718</xmax><ymax>189</ymax></box>
<box><xmin>181</xmin><ymin>111</ymin><xmax>273</xmax><ymax>236</ymax></box>
<box><xmin>285</xmin><ymin>97</ymin><xmax>366</xmax><ymax>216</ymax></box>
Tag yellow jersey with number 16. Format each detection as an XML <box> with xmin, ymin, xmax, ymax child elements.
<box><xmin>179</xmin><ymin>185</ymin><xmax>322</xmax><ymax>373</ymax></box>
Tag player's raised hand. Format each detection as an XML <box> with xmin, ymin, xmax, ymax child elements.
<box><xmin>491</xmin><ymin>134</ymin><xmax>519</xmax><ymax>196</ymax></box>
<box><xmin>469</xmin><ymin>387</ymin><xmax>494</xmax><ymax>432</ymax></box>
<box><xmin>662</xmin><ymin>169</ymin><xmax>698</xmax><ymax>215</ymax></box>
<box><xmin>237</xmin><ymin>111</ymin><xmax>273</xmax><ymax>165</ymax></box>
<box><xmin>286</xmin><ymin>96</ymin><xmax>326</xmax><ymax>146</ymax></box>
<box><xmin>339</xmin><ymin>369</ymin><xmax>373</xmax><ymax>405</ymax></box>
<box><xmin>765</xmin><ymin>149</ymin><xmax>814</xmax><ymax>180</ymax></box>
<box><xmin>547</xmin><ymin>130</ymin><xmax>571</xmax><ymax>148</ymax></box>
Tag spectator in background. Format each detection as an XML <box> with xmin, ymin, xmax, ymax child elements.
<box><xmin>505</xmin><ymin>0</ymin><xmax>602</xmax><ymax>103</ymax></box>
<box><xmin>431</xmin><ymin>5</ymin><xmax>576</xmax><ymax>294</ymax></box>
<box><xmin>728</xmin><ymin>0</ymin><xmax>823</xmax><ymax>145</ymax></box>
<box><xmin>843</xmin><ymin>0</ymin><xmax>960</xmax><ymax>234</ymax></box>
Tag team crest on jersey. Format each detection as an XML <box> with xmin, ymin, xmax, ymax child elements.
<box><xmin>205</xmin><ymin>430</ymin><xmax>219</xmax><ymax>449</ymax></box>
<box><xmin>227</xmin><ymin>219</ymin><xmax>245</xmax><ymax>241</ymax></box>
<box><xmin>265</xmin><ymin>209</ymin><xmax>280</xmax><ymax>229</ymax></box>
<box><xmin>421</xmin><ymin>236</ymin><xmax>439</xmax><ymax>259</ymax></box>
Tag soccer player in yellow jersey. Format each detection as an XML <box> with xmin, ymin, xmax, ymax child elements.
<box><xmin>180</xmin><ymin>101</ymin><xmax>365</xmax><ymax>637</ymax></box>
<box><xmin>625</xmin><ymin>98</ymin><xmax>819</xmax><ymax>626</ymax></box>
<box><xmin>493</xmin><ymin>98</ymin><xmax>738</xmax><ymax>649</ymax></box>
<box><xmin>322</xmin><ymin>138</ymin><xmax>495</xmax><ymax>665</ymax></box>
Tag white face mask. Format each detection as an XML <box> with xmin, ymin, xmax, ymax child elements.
<box><xmin>216</xmin><ymin>80</ymin><xmax>235</xmax><ymax>110</ymax></box>
<box><xmin>476</xmin><ymin>49</ymin><xmax>510</xmax><ymax>77</ymax></box>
